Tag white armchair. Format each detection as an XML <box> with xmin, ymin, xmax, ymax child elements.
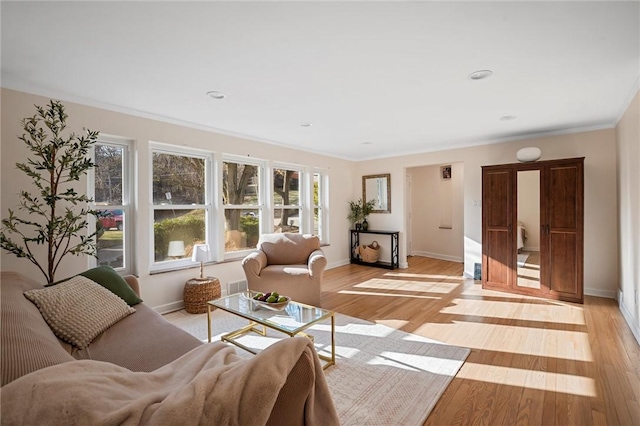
<box><xmin>242</xmin><ymin>233</ymin><xmax>326</xmax><ymax>306</ymax></box>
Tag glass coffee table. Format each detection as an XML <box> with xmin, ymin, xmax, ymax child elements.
<box><xmin>207</xmin><ymin>292</ymin><xmax>335</xmax><ymax>369</ymax></box>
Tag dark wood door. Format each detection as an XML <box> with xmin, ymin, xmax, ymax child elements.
<box><xmin>482</xmin><ymin>158</ymin><xmax>584</xmax><ymax>303</ymax></box>
<box><xmin>482</xmin><ymin>168</ymin><xmax>513</xmax><ymax>291</ymax></box>
<box><xmin>543</xmin><ymin>160</ymin><xmax>584</xmax><ymax>303</ymax></box>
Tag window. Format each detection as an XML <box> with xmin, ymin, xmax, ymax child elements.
<box><xmin>90</xmin><ymin>138</ymin><xmax>133</xmax><ymax>274</ymax></box>
<box><xmin>151</xmin><ymin>146</ymin><xmax>211</xmax><ymax>270</ymax></box>
<box><xmin>273</xmin><ymin>167</ymin><xmax>301</xmax><ymax>233</ymax></box>
<box><xmin>223</xmin><ymin>159</ymin><xmax>262</xmax><ymax>254</ymax></box>
<box><xmin>313</xmin><ymin>171</ymin><xmax>328</xmax><ymax>242</ymax></box>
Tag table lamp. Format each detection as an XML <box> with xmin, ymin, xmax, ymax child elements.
<box><xmin>167</xmin><ymin>240</ymin><xmax>185</xmax><ymax>259</ymax></box>
<box><xmin>191</xmin><ymin>243</ymin><xmax>211</xmax><ymax>280</ymax></box>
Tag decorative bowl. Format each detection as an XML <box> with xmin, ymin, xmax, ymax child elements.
<box><xmin>251</xmin><ymin>295</ymin><xmax>291</xmax><ymax>311</ymax></box>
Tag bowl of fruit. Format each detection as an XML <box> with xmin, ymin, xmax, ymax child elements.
<box><xmin>251</xmin><ymin>291</ymin><xmax>290</xmax><ymax>311</ymax></box>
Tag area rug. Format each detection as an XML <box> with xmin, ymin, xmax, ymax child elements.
<box><xmin>165</xmin><ymin>309</ymin><xmax>470</xmax><ymax>425</ymax></box>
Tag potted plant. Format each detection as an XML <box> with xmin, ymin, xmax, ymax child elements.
<box><xmin>348</xmin><ymin>198</ymin><xmax>376</xmax><ymax>230</ymax></box>
<box><xmin>347</xmin><ymin>199</ymin><xmax>363</xmax><ymax>229</ymax></box>
<box><xmin>0</xmin><ymin>100</ymin><xmax>100</xmax><ymax>284</ymax></box>
<box><xmin>361</xmin><ymin>199</ymin><xmax>376</xmax><ymax>230</ymax></box>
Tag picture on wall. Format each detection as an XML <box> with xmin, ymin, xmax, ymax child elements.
<box><xmin>441</xmin><ymin>165</ymin><xmax>452</xmax><ymax>180</ymax></box>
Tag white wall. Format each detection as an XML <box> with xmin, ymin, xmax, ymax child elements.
<box><xmin>0</xmin><ymin>89</ymin><xmax>355</xmax><ymax>311</ymax></box>
<box><xmin>517</xmin><ymin>170</ymin><xmax>541</xmax><ymax>251</ymax></box>
<box><xmin>407</xmin><ymin>162</ymin><xmax>464</xmax><ymax>262</ymax></box>
<box><xmin>615</xmin><ymin>90</ymin><xmax>640</xmax><ymax>344</ymax></box>
<box><xmin>2</xmin><ymin>88</ymin><xmax>624</xmax><ymax>310</ymax></box>
<box><xmin>357</xmin><ymin>128</ymin><xmax>619</xmax><ymax>298</ymax></box>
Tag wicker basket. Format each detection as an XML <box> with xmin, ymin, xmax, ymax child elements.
<box><xmin>358</xmin><ymin>241</ymin><xmax>380</xmax><ymax>263</ymax></box>
<box><xmin>183</xmin><ymin>277</ymin><xmax>221</xmax><ymax>314</ymax></box>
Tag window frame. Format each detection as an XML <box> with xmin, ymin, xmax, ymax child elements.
<box><xmin>272</xmin><ymin>163</ymin><xmax>304</xmax><ymax>235</ymax></box>
<box><xmin>88</xmin><ymin>136</ymin><xmax>135</xmax><ymax>275</ymax></box>
<box><xmin>149</xmin><ymin>143</ymin><xmax>214</xmax><ymax>273</ymax></box>
<box><xmin>313</xmin><ymin>169</ymin><xmax>329</xmax><ymax>244</ymax></box>
<box><xmin>221</xmin><ymin>155</ymin><xmax>266</xmax><ymax>261</ymax></box>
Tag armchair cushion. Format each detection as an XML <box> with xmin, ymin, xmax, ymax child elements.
<box><xmin>258</xmin><ymin>233</ymin><xmax>320</xmax><ymax>265</ymax></box>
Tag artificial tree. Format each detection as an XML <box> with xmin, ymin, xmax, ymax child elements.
<box><xmin>0</xmin><ymin>100</ymin><xmax>100</xmax><ymax>284</ymax></box>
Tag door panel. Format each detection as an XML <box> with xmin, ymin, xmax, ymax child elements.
<box><xmin>486</xmin><ymin>230</ymin><xmax>511</xmax><ymax>285</ymax></box>
<box><xmin>547</xmin><ymin>162</ymin><xmax>583</xmax><ymax>302</ymax></box>
<box><xmin>482</xmin><ymin>169</ymin><xmax>513</xmax><ymax>290</ymax></box>
<box><xmin>548</xmin><ymin>232</ymin><xmax>578</xmax><ymax>296</ymax></box>
<box><xmin>549</xmin><ymin>166</ymin><xmax>578</xmax><ymax>229</ymax></box>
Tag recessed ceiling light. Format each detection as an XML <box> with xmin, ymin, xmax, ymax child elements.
<box><xmin>468</xmin><ymin>70</ymin><xmax>493</xmax><ymax>80</ymax></box>
<box><xmin>500</xmin><ymin>115</ymin><xmax>517</xmax><ymax>121</ymax></box>
<box><xmin>300</xmin><ymin>122</ymin><xmax>312</xmax><ymax>127</ymax></box>
<box><xmin>206</xmin><ymin>91</ymin><xmax>226</xmax><ymax>100</ymax></box>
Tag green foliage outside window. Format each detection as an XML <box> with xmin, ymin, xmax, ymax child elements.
<box><xmin>153</xmin><ymin>210</ymin><xmax>205</xmax><ymax>261</ymax></box>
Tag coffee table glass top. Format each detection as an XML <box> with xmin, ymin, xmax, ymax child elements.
<box><xmin>209</xmin><ymin>292</ymin><xmax>333</xmax><ymax>334</ymax></box>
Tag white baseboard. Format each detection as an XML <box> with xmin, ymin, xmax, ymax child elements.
<box><xmin>411</xmin><ymin>251</ymin><xmax>463</xmax><ymax>263</ymax></box>
<box><xmin>153</xmin><ymin>301</ymin><xmax>184</xmax><ymax>314</ymax></box>
<box><xmin>619</xmin><ymin>298</ymin><xmax>640</xmax><ymax>346</ymax></box>
<box><xmin>584</xmin><ymin>287</ymin><xmax>617</xmax><ymax>299</ymax></box>
<box><xmin>327</xmin><ymin>259</ymin><xmax>351</xmax><ymax>269</ymax></box>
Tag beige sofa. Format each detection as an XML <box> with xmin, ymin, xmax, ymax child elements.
<box><xmin>0</xmin><ymin>271</ymin><xmax>338</xmax><ymax>425</ymax></box>
<box><xmin>242</xmin><ymin>233</ymin><xmax>327</xmax><ymax>306</ymax></box>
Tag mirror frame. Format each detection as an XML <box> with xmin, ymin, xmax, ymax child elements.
<box><xmin>362</xmin><ymin>173</ymin><xmax>391</xmax><ymax>214</ymax></box>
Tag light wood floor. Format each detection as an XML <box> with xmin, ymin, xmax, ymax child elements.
<box><xmin>321</xmin><ymin>256</ymin><xmax>640</xmax><ymax>426</ymax></box>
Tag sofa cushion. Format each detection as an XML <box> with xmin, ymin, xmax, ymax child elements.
<box><xmin>24</xmin><ymin>276</ymin><xmax>136</xmax><ymax>349</ymax></box>
<box><xmin>48</xmin><ymin>265</ymin><xmax>142</xmax><ymax>306</ymax></box>
<box><xmin>1</xmin><ymin>272</ymin><xmax>75</xmax><ymax>386</ymax></box>
<box><xmin>70</xmin><ymin>302</ymin><xmax>203</xmax><ymax>372</ymax></box>
<box><xmin>258</xmin><ymin>233</ymin><xmax>320</xmax><ymax>265</ymax></box>
<box><xmin>79</xmin><ymin>266</ymin><xmax>143</xmax><ymax>306</ymax></box>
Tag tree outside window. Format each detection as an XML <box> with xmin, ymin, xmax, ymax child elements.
<box><xmin>223</xmin><ymin>161</ymin><xmax>260</xmax><ymax>252</ymax></box>
<box><xmin>273</xmin><ymin>168</ymin><xmax>301</xmax><ymax>233</ymax></box>
<box><xmin>152</xmin><ymin>151</ymin><xmax>207</xmax><ymax>263</ymax></box>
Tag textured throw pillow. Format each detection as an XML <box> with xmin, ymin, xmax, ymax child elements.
<box><xmin>79</xmin><ymin>266</ymin><xmax>142</xmax><ymax>306</ymax></box>
<box><xmin>24</xmin><ymin>276</ymin><xmax>136</xmax><ymax>349</ymax></box>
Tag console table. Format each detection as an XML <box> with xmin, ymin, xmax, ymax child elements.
<box><xmin>350</xmin><ymin>229</ymin><xmax>399</xmax><ymax>269</ymax></box>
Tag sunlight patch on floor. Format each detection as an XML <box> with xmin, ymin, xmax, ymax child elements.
<box><xmin>369</xmin><ymin>351</ymin><xmax>464</xmax><ymax>374</ymax></box>
<box><xmin>384</xmin><ymin>272</ymin><xmax>464</xmax><ymax>281</ymax></box>
<box><xmin>375</xmin><ymin>319</ymin><xmax>409</xmax><ymax>330</ymax></box>
<box><xmin>338</xmin><ymin>289</ymin><xmax>440</xmax><ymax>300</ymax></box>
<box><xmin>354</xmin><ymin>278</ymin><xmax>458</xmax><ymax>294</ymax></box>
<box><xmin>456</xmin><ymin>362</ymin><xmax>598</xmax><ymax>397</ymax></box>
<box><xmin>439</xmin><ymin>298</ymin><xmax>586</xmax><ymax>325</ymax></box>
<box><xmin>414</xmin><ymin>321</ymin><xmax>593</xmax><ymax>361</ymax></box>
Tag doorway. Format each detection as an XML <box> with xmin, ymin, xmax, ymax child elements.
<box><xmin>405</xmin><ymin>163</ymin><xmax>464</xmax><ymax>263</ymax></box>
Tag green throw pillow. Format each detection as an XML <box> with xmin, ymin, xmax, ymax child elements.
<box><xmin>79</xmin><ymin>266</ymin><xmax>142</xmax><ymax>306</ymax></box>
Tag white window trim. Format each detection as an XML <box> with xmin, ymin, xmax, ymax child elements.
<box><xmin>313</xmin><ymin>168</ymin><xmax>330</xmax><ymax>244</ymax></box>
<box><xmin>222</xmin><ymin>154</ymin><xmax>266</xmax><ymax>261</ymax></box>
<box><xmin>149</xmin><ymin>143</ymin><xmax>214</xmax><ymax>273</ymax></box>
<box><xmin>88</xmin><ymin>135</ymin><xmax>135</xmax><ymax>275</ymax></box>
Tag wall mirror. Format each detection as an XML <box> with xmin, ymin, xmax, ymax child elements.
<box><xmin>362</xmin><ymin>174</ymin><xmax>391</xmax><ymax>213</ymax></box>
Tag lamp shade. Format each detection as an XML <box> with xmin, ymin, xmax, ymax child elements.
<box><xmin>167</xmin><ymin>240</ymin><xmax>185</xmax><ymax>257</ymax></box>
<box><xmin>191</xmin><ymin>244</ymin><xmax>211</xmax><ymax>262</ymax></box>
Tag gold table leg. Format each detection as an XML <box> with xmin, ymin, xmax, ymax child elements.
<box><xmin>207</xmin><ymin>304</ymin><xmax>212</xmax><ymax>343</ymax></box>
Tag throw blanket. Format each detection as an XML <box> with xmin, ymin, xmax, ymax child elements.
<box><xmin>1</xmin><ymin>337</ymin><xmax>338</xmax><ymax>425</ymax></box>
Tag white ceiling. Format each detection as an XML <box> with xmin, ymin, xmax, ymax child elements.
<box><xmin>2</xmin><ymin>1</ymin><xmax>639</xmax><ymax>161</ymax></box>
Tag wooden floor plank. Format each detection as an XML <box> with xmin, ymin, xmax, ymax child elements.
<box><xmin>321</xmin><ymin>256</ymin><xmax>640</xmax><ymax>425</ymax></box>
